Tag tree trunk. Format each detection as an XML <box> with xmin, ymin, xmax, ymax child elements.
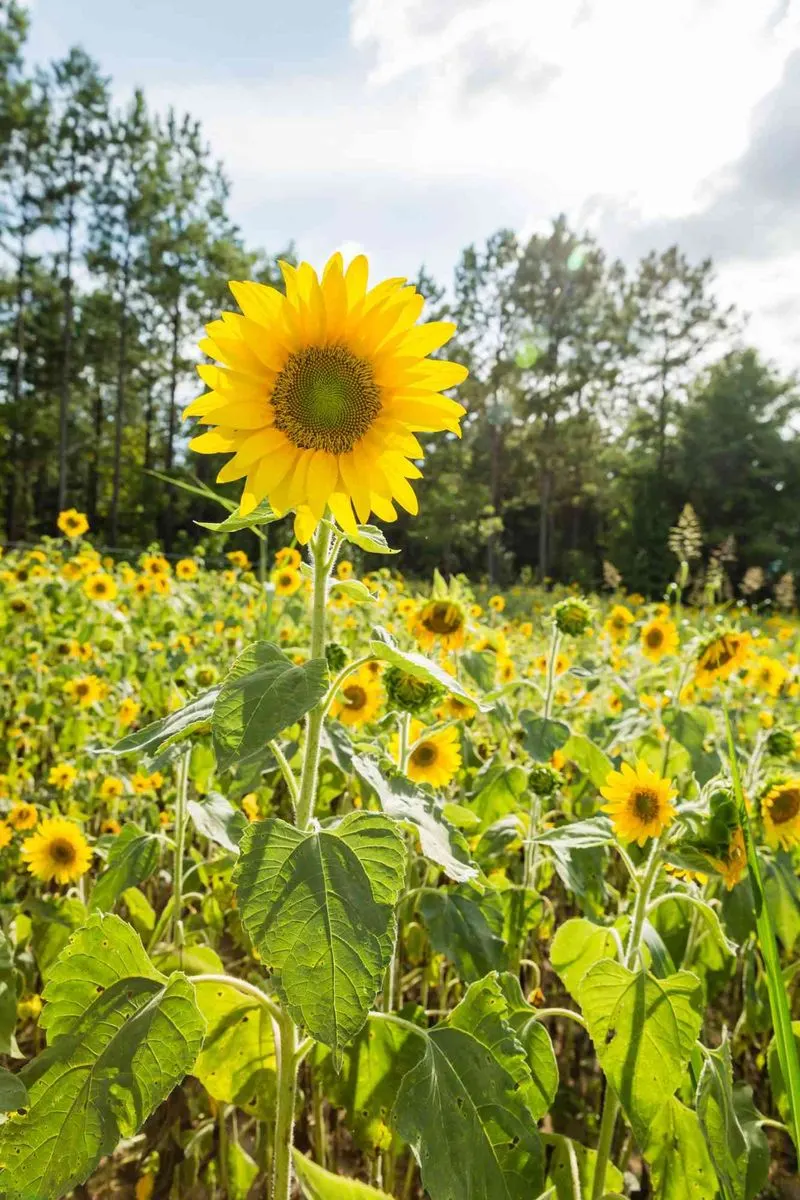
<box><xmin>486</xmin><ymin>411</ymin><xmax>502</xmax><ymax>583</ymax></box>
<box><xmin>86</xmin><ymin>385</ymin><xmax>104</xmax><ymax>523</ymax></box>
<box><xmin>109</xmin><ymin>251</ymin><xmax>130</xmax><ymax>542</ymax></box>
<box><xmin>165</xmin><ymin>296</ymin><xmax>181</xmax><ymax>470</ymax></box>
<box><xmin>538</xmin><ymin>468</ymin><xmax>551</xmax><ymax>582</ymax></box>
<box><xmin>57</xmin><ymin>184</ymin><xmax>76</xmax><ymax>512</ymax></box>
<box><xmin>6</xmin><ymin>227</ymin><xmax>28</xmax><ymax>539</ymax></box>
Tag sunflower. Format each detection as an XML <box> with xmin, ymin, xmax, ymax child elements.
<box><xmin>275</xmin><ymin>547</ymin><xmax>301</xmax><ymax>569</ymax></box>
<box><xmin>152</xmin><ymin>575</ymin><xmax>171</xmax><ymax>596</ymax></box>
<box><xmin>118</xmin><ymin>697</ymin><xmax>141</xmax><ymax>727</ymax></box>
<box><xmin>705</xmin><ymin>827</ymin><xmax>747</xmax><ymax>890</ymax></box>
<box><xmin>489</xmin><ymin>595</ymin><xmax>505</xmax><ymax>613</ymax></box>
<box><xmin>640</xmin><ymin>617</ymin><xmax>679</xmax><ymax>662</ymax></box>
<box><xmin>175</xmin><ymin>558</ymin><xmax>198</xmax><ymax>580</ymax></box>
<box><xmin>64</xmin><ymin>674</ymin><xmax>105</xmax><ymax>707</ymax></box>
<box><xmin>761</xmin><ymin>778</ymin><xmax>800</xmax><ymax>850</ymax></box>
<box><xmin>227</xmin><ymin>549</ymin><xmax>250</xmax><ymax>569</ymax></box>
<box><xmin>101</xmin><ymin>819</ymin><xmax>121</xmax><ymax>835</ymax></box>
<box><xmin>603</xmin><ymin>605</ymin><xmax>634</xmax><ymax>642</ymax></box>
<box><xmin>330</xmin><ymin>670</ymin><xmax>383</xmax><ymax>727</ymax></box>
<box><xmin>8</xmin><ymin>802</ymin><xmax>38</xmax><ymax>831</ymax></box>
<box><xmin>241</xmin><ymin>793</ymin><xmax>260</xmax><ymax>822</ymax></box>
<box><xmin>84</xmin><ymin>572</ymin><xmax>118</xmax><ymax>602</ymax></box>
<box><xmin>57</xmin><ymin>508</ymin><xmax>89</xmax><ymax>538</ymax></box>
<box><xmin>694</xmin><ymin>629</ymin><xmax>750</xmax><ymax>687</ymax></box>
<box><xmin>337</xmin><ymin>560</ymin><xmax>354</xmax><ymax>580</ymax></box>
<box><xmin>664</xmin><ymin>863</ymin><xmax>708</xmax><ymax>885</ymax></box>
<box><xmin>404</xmin><ymin>724</ymin><xmax>462</xmax><ymax>788</ymax></box>
<box><xmin>99</xmin><ymin>777</ymin><xmax>125</xmax><ymax>800</ymax></box>
<box><xmin>0</xmin><ymin>823</ymin><xmax>12</xmax><ymax>850</ymax></box>
<box><xmin>184</xmin><ymin>253</ymin><xmax>467</xmax><ymax>538</ymax></box>
<box><xmin>600</xmin><ymin>760</ymin><xmax>677</xmax><ymax>846</ymax></box>
<box><xmin>22</xmin><ymin>817</ymin><xmax>91</xmax><ymax>885</ymax></box>
<box><xmin>273</xmin><ymin>566</ymin><xmax>303</xmax><ymax>597</ymax></box>
<box><xmin>48</xmin><ymin>763</ymin><xmax>77</xmax><ymax>791</ymax></box>
<box><xmin>436</xmin><ymin>695</ymin><xmax>477</xmax><ymax>723</ymax></box>
<box><xmin>132</xmin><ymin>576</ymin><xmax>152</xmax><ymax>598</ymax></box>
<box><xmin>141</xmin><ymin>553</ymin><xmax>170</xmax><ymax>577</ymax></box>
<box><xmin>534</xmin><ymin>652</ymin><xmax>571</xmax><ymax>676</ymax></box>
<box><xmin>746</xmin><ymin>655</ymin><xmax>788</xmax><ymax>698</ymax></box>
<box><xmin>412</xmin><ymin>599</ymin><xmax>467</xmax><ymax>652</ymax></box>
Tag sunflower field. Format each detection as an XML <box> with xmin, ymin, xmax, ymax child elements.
<box><xmin>0</xmin><ymin>257</ymin><xmax>799</xmax><ymax>1200</ymax></box>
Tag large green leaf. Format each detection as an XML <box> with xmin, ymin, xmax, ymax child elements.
<box><xmin>696</xmin><ymin>1035</ymin><xmax>749</xmax><ymax>1200</ymax></box>
<box><xmin>0</xmin><ymin>930</ymin><xmax>19</xmax><ymax>1057</ymax></box>
<box><xmin>89</xmin><ymin>825</ymin><xmax>161</xmax><ymax>913</ymax></box>
<box><xmin>559</xmin><ymin>734</ymin><xmax>614</xmax><ymax>787</ymax></box>
<box><xmin>663</xmin><ymin>708</ymin><xmax>721</xmax><ymax>785</ymax></box>
<box><xmin>645</xmin><ymin>1097</ymin><xmax>716</xmax><ymax>1199</ymax></box>
<box><xmin>187</xmin><ymin>791</ymin><xmax>247</xmax><ymax>853</ymax></box>
<box><xmin>193</xmin><ymin>980</ymin><xmax>276</xmax><ymax>1120</ymax></box>
<box><xmin>351</xmin><ymin>753</ymin><xmax>476</xmax><ymax>882</ymax></box>
<box><xmin>543</xmin><ymin>1134</ymin><xmax>624</xmax><ymax>1199</ymax></box>
<box><xmin>519</xmin><ymin>713</ymin><xmax>570</xmax><ymax>761</ymax></box>
<box><xmin>0</xmin><ymin>914</ymin><xmax>204</xmax><ymax>1200</ymax></box>
<box><xmin>535</xmin><ymin>817</ymin><xmax>614</xmax><ymax>851</ymax></box>
<box><xmin>369</xmin><ymin>626</ymin><xmax>484</xmax><ymax>707</ymax></box>
<box><xmin>549</xmin><ymin>918</ymin><xmax>618</xmax><ymax>1001</ymax></box>
<box><xmin>29</xmin><ymin>896</ymin><xmax>86</xmax><ymax>981</ymax></box>
<box><xmin>497</xmin><ymin>974</ymin><xmax>558</xmax><ymax>1120</ymax></box>
<box><xmin>293</xmin><ymin>1152</ymin><xmax>394</xmax><ymax>1198</ymax></box>
<box><xmin>419</xmin><ymin>891</ymin><xmax>507</xmax><ymax>982</ymax></box>
<box><xmin>105</xmin><ymin>686</ymin><xmax>218</xmax><ymax>759</ymax></box>
<box><xmin>578</xmin><ymin>962</ymin><xmax>703</xmax><ymax>1143</ymax></box>
<box><xmin>213</xmin><ymin>641</ymin><xmax>328</xmax><ymax>770</ymax></box>
<box><xmin>234</xmin><ymin>813</ymin><xmax>405</xmax><ymax>1050</ymax></box>
<box><xmin>0</xmin><ymin>1068</ymin><xmax>27</xmax><ymax>1113</ymax></box>
<box><xmin>393</xmin><ymin>975</ymin><xmax>544</xmax><ymax>1200</ymax></box>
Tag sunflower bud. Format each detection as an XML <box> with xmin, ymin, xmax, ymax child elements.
<box><xmin>552</xmin><ymin>597</ymin><xmax>593</xmax><ymax>636</ymax></box>
<box><xmin>384</xmin><ymin>666</ymin><xmax>444</xmax><ymax>714</ymax></box>
<box><xmin>766</xmin><ymin>727</ymin><xmax>796</xmax><ymax>759</ymax></box>
<box><xmin>529</xmin><ymin>763</ymin><xmax>563</xmax><ymax>796</ymax></box>
<box><xmin>325</xmin><ymin>641</ymin><xmax>348</xmax><ymax>673</ymax></box>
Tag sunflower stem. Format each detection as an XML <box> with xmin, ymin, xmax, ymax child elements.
<box><xmin>172</xmin><ymin>748</ymin><xmax>190</xmax><ymax>960</ymax></box>
<box><xmin>295</xmin><ymin>522</ymin><xmax>334</xmax><ymax>832</ymax></box>
<box><xmin>271</xmin><ymin>1008</ymin><xmax>298</xmax><ymax>1200</ymax></box>
<box><xmin>543</xmin><ymin>624</ymin><xmax>561</xmax><ymax>721</ymax></box>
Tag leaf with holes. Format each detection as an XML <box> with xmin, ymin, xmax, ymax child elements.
<box><xmin>193</xmin><ymin>980</ymin><xmax>276</xmax><ymax>1120</ymax></box>
<box><xmin>645</xmin><ymin>1097</ymin><xmax>716</xmax><ymax>1199</ymax></box>
<box><xmin>549</xmin><ymin>918</ymin><xmax>618</xmax><ymax>1002</ymax></box>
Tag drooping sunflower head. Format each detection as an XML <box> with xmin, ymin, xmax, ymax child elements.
<box><xmin>760</xmin><ymin>776</ymin><xmax>800</xmax><ymax>851</ymax></box>
<box><xmin>413</xmin><ymin>599</ymin><xmax>467</xmax><ymax>651</ymax></box>
<box><xmin>185</xmin><ymin>254</ymin><xmax>468</xmax><ymax>540</ymax></box>
<box><xmin>384</xmin><ymin>666</ymin><xmax>445</xmax><ymax>715</ymax></box>
<box><xmin>640</xmin><ymin>617</ymin><xmax>679</xmax><ymax>662</ymax></box>
<box><xmin>694</xmin><ymin>629</ymin><xmax>751</xmax><ymax>687</ymax></box>
<box><xmin>22</xmin><ymin>816</ymin><xmax>92</xmax><ymax>885</ymax></box>
<box><xmin>600</xmin><ymin>759</ymin><xmax>677</xmax><ymax>846</ymax></box>
<box><xmin>330</xmin><ymin>670</ymin><xmax>383</xmax><ymax>728</ymax></box>
<box><xmin>552</xmin><ymin>597</ymin><xmax>593</xmax><ymax>637</ymax></box>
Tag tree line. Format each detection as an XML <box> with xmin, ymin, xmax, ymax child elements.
<box><xmin>2</xmin><ymin>1</ymin><xmax>799</xmax><ymax>596</ymax></box>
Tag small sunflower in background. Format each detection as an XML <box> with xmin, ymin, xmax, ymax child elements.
<box><xmin>0</xmin><ymin>823</ymin><xmax>11</xmax><ymax>850</ymax></box>
<box><xmin>489</xmin><ymin>595</ymin><xmax>505</xmax><ymax>613</ymax></box>
<box><xmin>63</xmin><ymin>674</ymin><xmax>105</xmax><ymax>707</ymax></box>
<box><xmin>402</xmin><ymin>721</ymin><xmax>462</xmax><ymax>788</ymax></box>
<box><xmin>175</xmin><ymin>558</ymin><xmax>198</xmax><ymax>580</ymax></box>
<box><xmin>57</xmin><ymin>509</ymin><xmax>89</xmax><ymax>538</ymax></box>
<box><xmin>640</xmin><ymin>616</ymin><xmax>679</xmax><ymax>662</ymax></box>
<box><xmin>437</xmin><ymin>695</ymin><xmax>477</xmax><ymax>723</ymax></box>
<box><xmin>185</xmin><ymin>252</ymin><xmax>467</xmax><ymax>539</ymax></box>
<box><xmin>694</xmin><ymin>629</ymin><xmax>750</xmax><ymax>687</ymax></box>
<box><xmin>275</xmin><ymin>546</ymin><xmax>301</xmax><ymax>569</ymax></box>
<box><xmin>8</xmin><ymin>802</ymin><xmax>38</xmax><ymax>832</ymax></box>
<box><xmin>22</xmin><ymin>817</ymin><xmax>92</xmax><ymax>885</ymax></box>
<box><xmin>101</xmin><ymin>819</ymin><xmax>122</xmax><ymax>836</ymax></box>
<box><xmin>412</xmin><ymin>599</ymin><xmax>467</xmax><ymax>652</ymax></box>
<box><xmin>48</xmin><ymin>763</ymin><xmax>77</xmax><ymax>791</ymax></box>
<box><xmin>761</xmin><ymin>778</ymin><xmax>800</xmax><ymax>850</ymax></box>
<box><xmin>600</xmin><ymin>759</ymin><xmax>677</xmax><ymax>846</ymax></box>
<box><xmin>746</xmin><ymin>655</ymin><xmax>788</xmax><ymax>698</ymax></box>
<box><xmin>227</xmin><ymin>549</ymin><xmax>250</xmax><ymax>569</ymax></box>
<box><xmin>337</xmin><ymin>560</ymin><xmax>354</xmax><ymax>580</ymax></box>
<box><xmin>99</xmin><ymin>777</ymin><xmax>125</xmax><ymax>801</ymax></box>
<box><xmin>272</xmin><ymin>566</ymin><xmax>303</xmax><ymax>597</ymax></box>
<box><xmin>140</xmin><ymin>553</ymin><xmax>171</xmax><ymax>578</ymax></box>
<box><xmin>118</xmin><ymin>697</ymin><xmax>141</xmax><ymax>727</ymax></box>
<box><xmin>84</xmin><ymin>572</ymin><xmax>118</xmax><ymax>602</ymax></box>
<box><xmin>330</xmin><ymin>670</ymin><xmax>383</xmax><ymax>728</ymax></box>
<box><xmin>603</xmin><ymin>604</ymin><xmax>634</xmax><ymax>642</ymax></box>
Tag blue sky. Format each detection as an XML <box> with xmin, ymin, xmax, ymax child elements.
<box><xmin>24</xmin><ymin>0</ymin><xmax>800</xmax><ymax>366</ymax></box>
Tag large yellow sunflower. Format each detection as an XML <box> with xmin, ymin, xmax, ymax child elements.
<box><xmin>394</xmin><ymin>720</ymin><xmax>462</xmax><ymax>787</ymax></box>
<box><xmin>600</xmin><ymin>759</ymin><xmax>677</xmax><ymax>846</ymax></box>
<box><xmin>22</xmin><ymin>817</ymin><xmax>92</xmax><ymax>885</ymax></box>
<box><xmin>640</xmin><ymin>617</ymin><xmax>679</xmax><ymax>662</ymax></box>
<box><xmin>761</xmin><ymin>778</ymin><xmax>800</xmax><ymax>850</ymax></box>
<box><xmin>184</xmin><ymin>254</ymin><xmax>468</xmax><ymax>538</ymax></box>
<box><xmin>330</xmin><ymin>670</ymin><xmax>383</xmax><ymax>728</ymax></box>
<box><xmin>694</xmin><ymin>629</ymin><xmax>750</xmax><ymax>687</ymax></box>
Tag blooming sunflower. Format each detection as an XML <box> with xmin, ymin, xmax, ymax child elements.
<box><xmin>489</xmin><ymin>595</ymin><xmax>506</xmax><ymax>613</ymax></box>
<box><xmin>275</xmin><ymin>547</ymin><xmax>301</xmax><ymax>569</ymax></box>
<box><xmin>337</xmin><ymin>560</ymin><xmax>354</xmax><ymax>580</ymax></box>
<box><xmin>404</xmin><ymin>724</ymin><xmax>462</xmax><ymax>788</ymax></box>
<box><xmin>184</xmin><ymin>253</ymin><xmax>468</xmax><ymax>538</ymax></box>
<box><xmin>412</xmin><ymin>599</ymin><xmax>467</xmax><ymax>652</ymax></box>
<box><xmin>761</xmin><ymin>778</ymin><xmax>800</xmax><ymax>850</ymax></box>
<box><xmin>330</xmin><ymin>670</ymin><xmax>383</xmax><ymax>727</ymax></box>
<box><xmin>640</xmin><ymin>617</ymin><xmax>679</xmax><ymax>662</ymax></box>
<box><xmin>227</xmin><ymin>550</ymin><xmax>250</xmax><ymax>569</ymax></box>
<box><xmin>746</xmin><ymin>655</ymin><xmax>788</xmax><ymax>698</ymax></box>
<box><xmin>57</xmin><ymin>508</ymin><xmax>89</xmax><ymax>538</ymax></box>
<box><xmin>118</xmin><ymin>697</ymin><xmax>141</xmax><ymax>727</ymax></box>
<box><xmin>99</xmin><ymin>777</ymin><xmax>125</xmax><ymax>800</ymax></box>
<box><xmin>600</xmin><ymin>760</ymin><xmax>677</xmax><ymax>846</ymax></box>
<box><xmin>64</xmin><ymin>674</ymin><xmax>105</xmax><ymax>707</ymax></box>
<box><xmin>175</xmin><ymin>558</ymin><xmax>198</xmax><ymax>580</ymax></box>
<box><xmin>101</xmin><ymin>819</ymin><xmax>121</xmax><ymax>835</ymax></box>
<box><xmin>272</xmin><ymin>566</ymin><xmax>303</xmax><ymax>597</ymax></box>
<box><xmin>22</xmin><ymin>817</ymin><xmax>92</xmax><ymax>885</ymax></box>
<box><xmin>436</xmin><ymin>695</ymin><xmax>477</xmax><ymax>723</ymax></box>
<box><xmin>48</xmin><ymin>763</ymin><xmax>77</xmax><ymax>791</ymax></box>
<box><xmin>8</xmin><ymin>802</ymin><xmax>38</xmax><ymax>831</ymax></box>
<box><xmin>84</xmin><ymin>573</ymin><xmax>117</xmax><ymax>602</ymax></box>
<box><xmin>603</xmin><ymin>604</ymin><xmax>634</xmax><ymax>642</ymax></box>
<box><xmin>141</xmin><ymin>553</ymin><xmax>170</xmax><ymax>578</ymax></box>
<box><xmin>695</xmin><ymin>629</ymin><xmax>750</xmax><ymax>687</ymax></box>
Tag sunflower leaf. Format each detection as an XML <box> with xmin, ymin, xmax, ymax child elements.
<box><xmin>293</xmin><ymin>1151</ymin><xmax>395</xmax><ymax>1199</ymax></box>
<box><xmin>0</xmin><ymin>1067</ymin><xmax>28</xmax><ymax>1113</ymax></box>
<box><xmin>88</xmin><ymin>825</ymin><xmax>161</xmax><ymax>914</ymax></box>
<box><xmin>644</xmin><ymin>1096</ymin><xmax>716</xmax><ymax>1199</ymax></box>
<box><xmin>549</xmin><ymin>917</ymin><xmax>619</xmax><ymax>1001</ymax></box>
<box><xmin>187</xmin><ymin>791</ymin><xmax>247</xmax><ymax>853</ymax></box>
<box><xmin>102</xmin><ymin>687</ymin><xmax>219</xmax><ymax>760</ymax></box>
<box><xmin>345</xmin><ymin>525</ymin><xmax>400</xmax><ymax>554</ymax></box>
<box><xmin>195</xmin><ymin>498</ymin><xmax>279</xmax><ymax>533</ymax></box>
<box><xmin>419</xmin><ymin>891</ymin><xmax>507</xmax><ymax>982</ymax></box>
<box><xmin>0</xmin><ymin>930</ymin><xmax>19</xmax><ymax>1058</ymax></box>
<box><xmin>193</xmin><ymin>980</ymin><xmax>276</xmax><ymax>1121</ymax></box>
<box><xmin>234</xmin><ymin>813</ymin><xmax>405</xmax><ymax>1051</ymax></box>
<box><xmin>369</xmin><ymin>626</ymin><xmax>486</xmax><ymax>708</ymax></box>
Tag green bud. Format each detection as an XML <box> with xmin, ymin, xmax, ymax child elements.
<box><xmin>766</xmin><ymin>728</ymin><xmax>796</xmax><ymax>759</ymax></box>
<box><xmin>325</xmin><ymin>641</ymin><xmax>348</xmax><ymax>673</ymax></box>
<box><xmin>384</xmin><ymin>666</ymin><xmax>444</xmax><ymax>714</ymax></box>
<box><xmin>529</xmin><ymin>762</ymin><xmax>563</xmax><ymax>796</ymax></box>
<box><xmin>552</xmin><ymin>596</ymin><xmax>593</xmax><ymax>636</ymax></box>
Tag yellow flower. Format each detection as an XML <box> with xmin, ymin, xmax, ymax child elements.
<box><xmin>436</xmin><ymin>695</ymin><xmax>476</xmax><ymax>723</ymax></box>
<box><xmin>489</xmin><ymin>595</ymin><xmax>505</xmax><ymax>613</ymax></box>
<box><xmin>607</xmin><ymin>694</ymin><xmax>623</xmax><ymax>715</ymax></box>
<box><xmin>227</xmin><ymin>549</ymin><xmax>250</xmax><ymax>569</ymax></box>
<box><xmin>759</xmin><ymin>710</ymin><xmax>774</xmax><ymax>729</ymax></box>
<box><xmin>152</xmin><ymin>575</ymin><xmax>171</xmax><ymax>596</ymax></box>
<box><xmin>746</xmin><ymin>655</ymin><xmax>788</xmax><ymax>698</ymax></box>
<box><xmin>101</xmin><ymin>818</ymin><xmax>122</xmax><ymax>835</ymax></box>
<box><xmin>695</xmin><ymin>630</ymin><xmax>751</xmax><ymax>687</ymax></box>
<box><xmin>175</xmin><ymin>558</ymin><xmax>198</xmax><ymax>580</ymax></box>
<box><xmin>149</xmin><ymin>771</ymin><xmax>164</xmax><ymax>790</ymax></box>
<box><xmin>519</xmin><ymin>621</ymin><xmax>533</xmax><ymax>638</ymax></box>
<box><xmin>640</xmin><ymin>617</ymin><xmax>679</xmax><ymax>662</ymax></box>
<box><xmin>412</xmin><ymin>599</ymin><xmax>467</xmax><ymax>652</ymax></box>
<box><xmin>403</xmin><ymin>723</ymin><xmax>462</xmax><ymax>788</ymax></box>
<box><xmin>337</xmin><ymin>560</ymin><xmax>354</xmax><ymax>580</ymax></box>
<box><xmin>99</xmin><ymin>777</ymin><xmax>125</xmax><ymax>800</ymax></box>
<box><xmin>131</xmin><ymin>772</ymin><xmax>153</xmax><ymax>794</ymax></box>
<box><xmin>535</xmin><ymin>652</ymin><xmax>570</xmax><ymax>676</ymax></box>
<box><xmin>706</xmin><ymin>827</ymin><xmax>747</xmax><ymax>890</ymax></box>
<box><xmin>63</xmin><ymin>674</ymin><xmax>105</xmax><ymax>707</ymax></box>
<box><xmin>664</xmin><ymin>863</ymin><xmax>708</xmax><ymax>885</ymax></box>
<box><xmin>185</xmin><ymin>252</ymin><xmax>467</xmax><ymax>538</ymax></box>
<box><xmin>84</xmin><ymin>572</ymin><xmax>118</xmax><ymax>602</ymax></box>
<box><xmin>600</xmin><ymin>760</ymin><xmax>677</xmax><ymax>846</ymax></box>
<box><xmin>0</xmin><ymin>823</ymin><xmax>11</xmax><ymax>850</ymax></box>
<box><xmin>330</xmin><ymin>670</ymin><xmax>383</xmax><ymax>727</ymax></box>
<box><xmin>275</xmin><ymin>547</ymin><xmax>301</xmax><ymax>569</ymax></box>
<box><xmin>16</xmin><ymin>993</ymin><xmax>42</xmax><ymax>1022</ymax></box>
<box><xmin>118</xmin><ymin>697</ymin><xmax>141</xmax><ymax>728</ymax></box>
<box><xmin>272</xmin><ymin>566</ymin><xmax>302</xmax><ymax>597</ymax></box>
<box><xmin>133</xmin><ymin>576</ymin><xmax>152</xmax><ymax>598</ymax></box>
<box><xmin>48</xmin><ymin>763</ymin><xmax>77</xmax><ymax>791</ymax></box>
<box><xmin>497</xmin><ymin>656</ymin><xmax>515</xmax><ymax>684</ymax></box>
<box><xmin>603</xmin><ymin>605</ymin><xmax>634</xmax><ymax>642</ymax></box>
<box><xmin>242</xmin><ymin>793</ymin><xmax>260</xmax><ymax>822</ymax></box>
<box><xmin>57</xmin><ymin>508</ymin><xmax>89</xmax><ymax>538</ymax></box>
<box><xmin>22</xmin><ymin>817</ymin><xmax>92</xmax><ymax>885</ymax></box>
<box><xmin>8</xmin><ymin>802</ymin><xmax>38</xmax><ymax>831</ymax></box>
<box><xmin>761</xmin><ymin>779</ymin><xmax>800</xmax><ymax>851</ymax></box>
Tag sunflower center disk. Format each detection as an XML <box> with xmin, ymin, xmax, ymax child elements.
<box><xmin>271</xmin><ymin>345</ymin><xmax>382</xmax><ymax>454</ymax></box>
<box><xmin>343</xmin><ymin>685</ymin><xmax>367</xmax><ymax>711</ymax></box>
<box><xmin>50</xmin><ymin>838</ymin><xmax>77</xmax><ymax>865</ymax></box>
<box><xmin>771</xmin><ymin>788</ymin><xmax>800</xmax><ymax>825</ymax></box>
<box><xmin>423</xmin><ymin>603</ymin><xmax>463</xmax><ymax>636</ymax></box>
<box><xmin>646</xmin><ymin>629</ymin><xmax>664</xmax><ymax>648</ymax></box>
<box><xmin>632</xmin><ymin>787</ymin><xmax>660</xmax><ymax>822</ymax></box>
<box><xmin>411</xmin><ymin>743</ymin><xmax>438</xmax><ymax>768</ymax></box>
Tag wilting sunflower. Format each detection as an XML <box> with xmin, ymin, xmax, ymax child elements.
<box><xmin>404</xmin><ymin>723</ymin><xmax>462</xmax><ymax>788</ymax></box>
<box><xmin>761</xmin><ymin>778</ymin><xmax>800</xmax><ymax>850</ymax></box>
<box><xmin>8</xmin><ymin>802</ymin><xmax>38</xmax><ymax>831</ymax></box>
<box><xmin>603</xmin><ymin>605</ymin><xmax>634</xmax><ymax>642</ymax></box>
<box><xmin>746</xmin><ymin>655</ymin><xmax>788</xmax><ymax>698</ymax></box>
<box><xmin>272</xmin><ymin>566</ymin><xmax>303</xmax><ymax>597</ymax></box>
<box><xmin>22</xmin><ymin>817</ymin><xmax>92</xmax><ymax>885</ymax></box>
<box><xmin>412</xmin><ymin>599</ymin><xmax>467</xmax><ymax>652</ymax></box>
<box><xmin>330</xmin><ymin>670</ymin><xmax>383</xmax><ymax>727</ymax></box>
<box><xmin>694</xmin><ymin>629</ymin><xmax>750</xmax><ymax>687</ymax></box>
<box><xmin>705</xmin><ymin>827</ymin><xmax>747</xmax><ymax>890</ymax></box>
<box><xmin>57</xmin><ymin>508</ymin><xmax>89</xmax><ymax>538</ymax></box>
<box><xmin>84</xmin><ymin>572</ymin><xmax>118</xmax><ymax>602</ymax></box>
<box><xmin>184</xmin><ymin>253</ymin><xmax>467</xmax><ymax>537</ymax></box>
<box><xmin>640</xmin><ymin>617</ymin><xmax>679</xmax><ymax>662</ymax></box>
<box><xmin>600</xmin><ymin>760</ymin><xmax>677</xmax><ymax>846</ymax></box>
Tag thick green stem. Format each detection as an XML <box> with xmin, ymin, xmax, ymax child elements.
<box><xmin>172</xmin><ymin>749</ymin><xmax>190</xmax><ymax>958</ymax></box>
<box><xmin>524</xmin><ymin>626</ymin><xmax>561</xmax><ymax>891</ymax></box>
<box><xmin>272</xmin><ymin>1010</ymin><xmax>298</xmax><ymax>1200</ymax></box>
<box><xmin>295</xmin><ymin>522</ymin><xmax>333</xmax><ymax>832</ymax></box>
<box><xmin>543</xmin><ymin>624</ymin><xmax>561</xmax><ymax>721</ymax></box>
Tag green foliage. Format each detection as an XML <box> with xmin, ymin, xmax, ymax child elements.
<box><xmin>88</xmin><ymin>823</ymin><xmax>161</xmax><ymax>912</ymax></box>
<box><xmin>194</xmin><ymin>980</ymin><xmax>276</xmax><ymax>1120</ymax></box>
<box><xmin>293</xmin><ymin>1152</ymin><xmax>394</xmax><ymax>1199</ymax></box>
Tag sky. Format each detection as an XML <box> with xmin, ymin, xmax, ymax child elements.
<box><xmin>24</xmin><ymin>0</ymin><xmax>800</xmax><ymax>368</ymax></box>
